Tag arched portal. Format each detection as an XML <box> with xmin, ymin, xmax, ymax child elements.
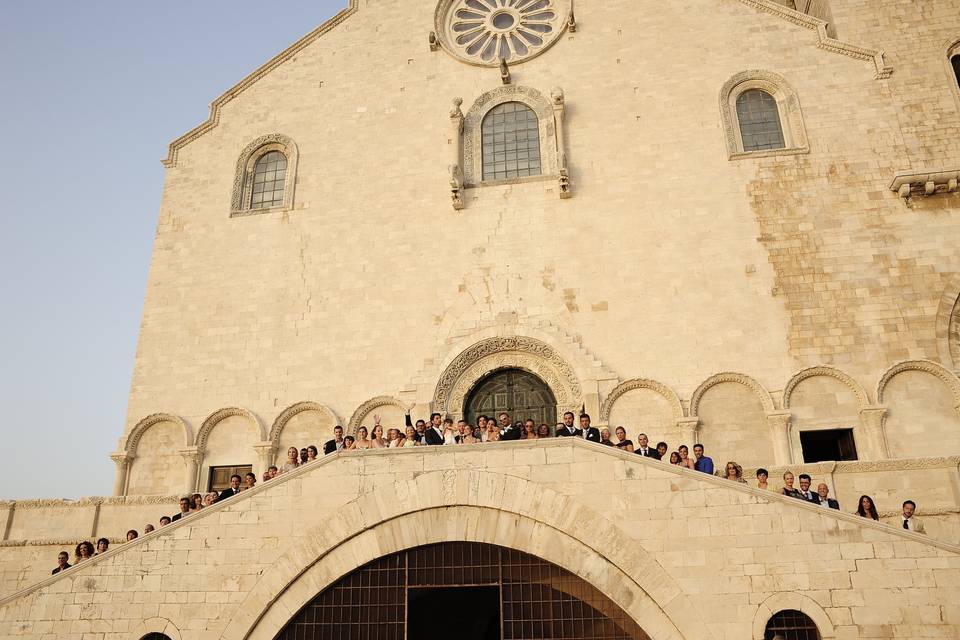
<box><xmin>275</xmin><ymin>541</ymin><xmax>649</xmax><ymax>640</ymax></box>
<box><xmin>465</xmin><ymin>368</ymin><xmax>558</xmax><ymax>427</ymax></box>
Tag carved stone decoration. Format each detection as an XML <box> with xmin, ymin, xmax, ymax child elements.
<box><xmin>432</xmin><ymin>336</ymin><xmax>583</xmax><ymax>419</ymax></box>
<box><xmin>499</xmin><ymin>58</ymin><xmax>511</xmax><ymax>85</ymax></box>
<box><xmin>876</xmin><ymin>360</ymin><xmax>960</xmax><ymax>406</ymax></box>
<box><xmin>889</xmin><ymin>169</ymin><xmax>960</xmax><ymax>199</ymax></box>
<box><xmin>599</xmin><ymin>378</ymin><xmax>685</xmax><ymax>423</ymax></box>
<box><xmin>719</xmin><ymin>70</ymin><xmax>809</xmax><ymax>160</ymax></box>
<box><xmin>196</xmin><ymin>407</ymin><xmax>265</xmax><ymax>453</ymax></box>
<box><xmin>230</xmin><ymin>133</ymin><xmax>299</xmax><ymax>217</ymax></box>
<box><xmin>269</xmin><ymin>401</ymin><xmax>341</xmax><ymax>446</ymax></box>
<box><xmin>124</xmin><ymin>413</ymin><xmax>192</xmax><ymax>456</ymax></box>
<box><xmin>567</xmin><ymin>1</ymin><xmax>576</xmax><ymax>32</ymax></box>
<box><xmin>462</xmin><ymin>85</ymin><xmax>558</xmax><ymax>188</ymax></box>
<box><xmin>550</xmin><ymin>87</ymin><xmax>571</xmax><ymax>199</ymax></box>
<box><xmin>689</xmin><ymin>372</ymin><xmax>777</xmax><ymax>417</ymax></box>
<box><xmin>782</xmin><ymin>366</ymin><xmax>871</xmax><ymax>408</ymax></box>
<box><xmin>449</xmin><ymin>97</ymin><xmax>466</xmax><ymax>210</ymax></box>
<box><xmin>934</xmin><ymin>278</ymin><xmax>960</xmax><ymax>373</ymax></box>
<box><xmin>434</xmin><ymin>0</ymin><xmax>572</xmax><ymax>67</ymax></box>
<box><xmin>347</xmin><ymin>396</ymin><xmax>412</xmax><ymax>434</ymax></box>
<box><xmin>429</xmin><ymin>31</ymin><xmax>439</xmax><ymax>51</ymax></box>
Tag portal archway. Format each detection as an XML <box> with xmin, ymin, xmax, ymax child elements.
<box><xmin>465</xmin><ymin>368</ymin><xmax>558</xmax><ymax>427</ymax></box>
<box><xmin>275</xmin><ymin>541</ymin><xmax>649</xmax><ymax>640</ymax></box>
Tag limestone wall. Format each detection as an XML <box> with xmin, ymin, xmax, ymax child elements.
<box><xmin>1</xmin><ymin>439</ymin><xmax>959</xmax><ymax>639</ymax></box>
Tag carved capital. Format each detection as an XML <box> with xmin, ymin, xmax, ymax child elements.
<box><xmin>765</xmin><ymin>410</ymin><xmax>792</xmax><ymax>427</ymax></box>
<box><xmin>178</xmin><ymin>447</ymin><xmax>202</xmax><ymax>464</ymax></box>
<box><xmin>109</xmin><ymin>452</ymin><xmax>132</xmax><ymax>467</ymax></box>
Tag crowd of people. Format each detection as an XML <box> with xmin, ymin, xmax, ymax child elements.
<box><xmin>52</xmin><ymin>410</ymin><xmax>928</xmax><ymax>574</ymax></box>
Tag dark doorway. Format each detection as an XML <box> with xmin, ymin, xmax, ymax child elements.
<box><xmin>465</xmin><ymin>368</ymin><xmax>557</xmax><ymax>428</ymax></box>
<box><xmin>408</xmin><ymin>586</ymin><xmax>500</xmax><ymax>639</ymax></box>
<box><xmin>800</xmin><ymin>428</ymin><xmax>858</xmax><ymax>463</ymax></box>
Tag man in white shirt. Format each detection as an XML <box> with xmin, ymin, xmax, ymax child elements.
<box><xmin>901</xmin><ymin>500</ymin><xmax>926</xmax><ymax>534</ymax></box>
<box><xmin>555</xmin><ymin>411</ymin><xmax>578</xmax><ymax>437</ymax></box>
<box><xmin>635</xmin><ymin>433</ymin><xmax>659</xmax><ymax>459</ymax></box>
<box><xmin>813</xmin><ymin>483</ymin><xmax>839</xmax><ymax>509</ymax></box>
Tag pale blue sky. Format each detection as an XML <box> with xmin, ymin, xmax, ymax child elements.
<box><xmin>0</xmin><ymin>1</ymin><xmax>344</xmax><ymax>499</ymax></box>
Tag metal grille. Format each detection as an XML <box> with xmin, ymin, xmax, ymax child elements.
<box><xmin>482</xmin><ymin>102</ymin><xmax>542</xmax><ymax>181</ymax></box>
<box><xmin>251</xmin><ymin>151</ymin><xmax>287</xmax><ymax>209</ymax></box>
<box><xmin>275</xmin><ymin>542</ymin><xmax>649</xmax><ymax>640</ymax></box>
<box><xmin>736</xmin><ymin>89</ymin><xmax>785</xmax><ymax>152</ymax></box>
<box><xmin>764</xmin><ymin>609</ymin><xmax>820</xmax><ymax>640</ymax></box>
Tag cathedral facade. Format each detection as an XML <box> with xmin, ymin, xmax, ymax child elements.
<box><xmin>2</xmin><ymin>0</ymin><xmax>960</xmax><ymax>638</ymax></box>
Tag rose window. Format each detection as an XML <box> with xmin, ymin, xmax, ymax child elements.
<box><xmin>436</xmin><ymin>0</ymin><xmax>570</xmax><ymax>66</ymax></box>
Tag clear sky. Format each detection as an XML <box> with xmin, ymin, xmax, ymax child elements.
<box><xmin>0</xmin><ymin>1</ymin><xmax>345</xmax><ymax>499</ymax></box>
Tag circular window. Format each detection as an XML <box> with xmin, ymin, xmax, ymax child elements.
<box><xmin>435</xmin><ymin>0</ymin><xmax>571</xmax><ymax>66</ymax></box>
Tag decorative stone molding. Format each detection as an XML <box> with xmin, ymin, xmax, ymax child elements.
<box><xmin>432</xmin><ymin>336</ymin><xmax>583</xmax><ymax>418</ymax></box>
<box><xmin>782</xmin><ymin>365</ymin><xmax>870</xmax><ymax>408</ymax></box>
<box><xmin>935</xmin><ymin>277</ymin><xmax>960</xmax><ymax>373</ymax></box>
<box><xmin>268</xmin><ymin>401</ymin><xmax>341</xmax><ymax>446</ymax></box>
<box><xmin>689</xmin><ymin>372</ymin><xmax>777</xmax><ymax>416</ymax></box>
<box><xmin>433</xmin><ymin>0</ymin><xmax>572</xmax><ymax>67</ymax></box>
<box><xmin>889</xmin><ymin>169</ymin><xmax>960</xmax><ymax>198</ymax></box>
<box><xmin>124</xmin><ymin>413</ymin><xmax>191</xmax><ymax>456</ymax></box>
<box><xmin>347</xmin><ymin>396</ymin><xmax>412</xmax><ymax>433</ymax></box>
<box><xmin>752</xmin><ymin>592</ymin><xmax>836</xmax><ymax>639</ymax></box>
<box><xmin>719</xmin><ymin>70</ymin><xmax>809</xmax><ymax>160</ymax></box>
<box><xmin>230</xmin><ymin>133</ymin><xmax>299</xmax><ymax>216</ymax></box>
<box><xmin>195</xmin><ymin>407</ymin><xmax>265</xmax><ymax>453</ymax></box>
<box><xmin>162</xmin><ymin>1</ymin><xmax>358</xmax><ymax>167</ymax></box>
<box><xmin>461</xmin><ymin>85</ymin><xmax>560</xmax><ymax>189</ymax></box>
<box><xmin>733</xmin><ymin>0</ymin><xmax>891</xmax><ymax>79</ymax></box>
<box><xmin>599</xmin><ymin>378</ymin><xmax>685</xmax><ymax>422</ymax></box>
<box><xmin>945</xmin><ymin>39</ymin><xmax>960</xmax><ymax>112</ymax></box>
<box><xmin>876</xmin><ymin>359</ymin><xmax>960</xmax><ymax>406</ymax></box>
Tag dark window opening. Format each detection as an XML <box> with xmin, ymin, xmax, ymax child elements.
<box><xmin>141</xmin><ymin>635</ymin><xmax>173</xmax><ymax>640</ymax></box>
<box><xmin>799</xmin><ymin>429</ymin><xmax>858</xmax><ymax>463</ymax></box>
<box><xmin>207</xmin><ymin>465</ymin><xmax>252</xmax><ymax>493</ymax></box>
<box><xmin>409</xmin><ymin>586</ymin><xmax>500</xmax><ymax>640</ymax></box>
<box><xmin>953</xmin><ymin>54</ymin><xmax>960</xmax><ymax>90</ymax></box>
<box><xmin>765</xmin><ymin>609</ymin><xmax>820</xmax><ymax>640</ymax></box>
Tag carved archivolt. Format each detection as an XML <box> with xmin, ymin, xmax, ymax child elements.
<box><xmin>347</xmin><ymin>396</ymin><xmax>411</xmax><ymax>434</ymax></box>
<box><xmin>124</xmin><ymin>413</ymin><xmax>192</xmax><ymax>456</ymax></box>
<box><xmin>599</xmin><ymin>378</ymin><xmax>685</xmax><ymax>422</ymax></box>
<box><xmin>689</xmin><ymin>372</ymin><xmax>777</xmax><ymax>416</ymax></box>
<box><xmin>752</xmin><ymin>592</ymin><xmax>836</xmax><ymax>640</ymax></box>
<box><xmin>782</xmin><ymin>366</ymin><xmax>870</xmax><ymax>409</ymax></box>
<box><xmin>268</xmin><ymin>401</ymin><xmax>341</xmax><ymax>445</ymax></box>
<box><xmin>719</xmin><ymin>70</ymin><xmax>809</xmax><ymax>160</ymax></box>
<box><xmin>876</xmin><ymin>360</ymin><xmax>960</xmax><ymax>406</ymax></box>
<box><xmin>934</xmin><ymin>276</ymin><xmax>960</xmax><ymax>373</ymax></box>
<box><xmin>195</xmin><ymin>407</ymin><xmax>265</xmax><ymax>453</ymax></box>
<box><xmin>230</xmin><ymin>133</ymin><xmax>299</xmax><ymax>216</ymax></box>
<box><xmin>433</xmin><ymin>336</ymin><xmax>583</xmax><ymax>417</ymax></box>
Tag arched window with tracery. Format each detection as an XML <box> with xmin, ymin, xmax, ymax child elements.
<box><xmin>250</xmin><ymin>151</ymin><xmax>287</xmax><ymax>209</ymax></box>
<box><xmin>736</xmin><ymin>89</ymin><xmax>785</xmax><ymax>152</ymax></box>
<box><xmin>764</xmin><ymin>609</ymin><xmax>820</xmax><ymax>640</ymax></box>
<box><xmin>481</xmin><ymin>101</ymin><xmax>541</xmax><ymax>181</ymax></box>
<box><xmin>230</xmin><ymin>133</ymin><xmax>299</xmax><ymax>217</ymax></box>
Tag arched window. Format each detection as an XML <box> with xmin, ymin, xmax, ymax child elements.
<box><xmin>141</xmin><ymin>634</ymin><xmax>172</xmax><ymax>640</ymax></box>
<box><xmin>250</xmin><ymin>151</ymin><xmax>287</xmax><ymax>209</ymax></box>
<box><xmin>764</xmin><ymin>609</ymin><xmax>820</xmax><ymax>640</ymax></box>
<box><xmin>952</xmin><ymin>54</ymin><xmax>960</xmax><ymax>89</ymax></box>
<box><xmin>481</xmin><ymin>101</ymin><xmax>541</xmax><ymax>181</ymax></box>
<box><xmin>736</xmin><ymin>89</ymin><xmax>785</xmax><ymax>152</ymax></box>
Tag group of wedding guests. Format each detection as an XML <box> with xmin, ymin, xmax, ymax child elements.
<box><xmin>51</xmin><ymin>411</ymin><xmax>928</xmax><ymax>574</ymax></box>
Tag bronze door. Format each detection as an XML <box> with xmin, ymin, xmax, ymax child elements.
<box><xmin>464</xmin><ymin>368</ymin><xmax>557</xmax><ymax>427</ymax></box>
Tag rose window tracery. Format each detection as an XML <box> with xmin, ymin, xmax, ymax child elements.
<box><xmin>436</xmin><ymin>0</ymin><xmax>570</xmax><ymax>66</ymax></box>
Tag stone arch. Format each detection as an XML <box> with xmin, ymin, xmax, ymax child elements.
<box><xmin>124</xmin><ymin>413</ymin><xmax>191</xmax><ymax>455</ymax></box>
<box><xmin>220</xmin><ymin>469</ymin><xmax>710</xmax><ymax>640</ymax></box>
<box><xmin>719</xmin><ymin>70</ymin><xmax>809</xmax><ymax>159</ymax></box>
<box><xmin>432</xmin><ymin>336</ymin><xmax>584</xmax><ymax>420</ymax></box>
<box><xmin>196</xmin><ymin>407</ymin><xmax>265</xmax><ymax>453</ymax></box>
<box><xmin>876</xmin><ymin>360</ymin><xmax>960</xmax><ymax>406</ymax></box>
<box><xmin>690</xmin><ymin>372</ymin><xmax>776</xmax><ymax>416</ymax></box>
<box><xmin>783</xmin><ymin>366</ymin><xmax>870</xmax><ymax>408</ymax></box>
<box><xmin>230</xmin><ymin>133</ymin><xmax>299</xmax><ymax>216</ymax></box>
<box><xmin>269</xmin><ymin>401</ymin><xmax>341</xmax><ymax>446</ymax></box>
<box><xmin>752</xmin><ymin>592</ymin><xmax>836</xmax><ymax>639</ymax></box>
<box><xmin>934</xmin><ymin>276</ymin><xmax>960</xmax><ymax>373</ymax></box>
<box><xmin>600</xmin><ymin>378</ymin><xmax>685</xmax><ymax>422</ymax></box>
<box><xmin>346</xmin><ymin>396</ymin><xmax>410</xmax><ymax>434</ymax></box>
<box><xmin>130</xmin><ymin>617</ymin><xmax>182</xmax><ymax>640</ymax></box>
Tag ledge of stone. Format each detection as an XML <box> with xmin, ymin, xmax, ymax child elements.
<box><xmin>890</xmin><ymin>169</ymin><xmax>960</xmax><ymax>198</ymax></box>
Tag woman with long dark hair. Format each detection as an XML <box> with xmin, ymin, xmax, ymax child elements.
<box><xmin>856</xmin><ymin>495</ymin><xmax>879</xmax><ymax>520</ymax></box>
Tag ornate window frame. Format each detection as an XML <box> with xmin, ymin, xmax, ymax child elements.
<box><xmin>720</xmin><ymin>70</ymin><xmax>809</xmax><ymax>160</ymax></box>
<box><xmin>449</xmin><ymin>85</ymin><xmax>571</xmax><ymax>208</ymax></box>
<box><xmin>946</xmin><ymin>39</ymin><xmax>960</xmax><ymax>112</ymax></box>
<box><xmin>230</xmin><ymin>133</ymin><xmax>299</xmax><ymax>217</ymax></box>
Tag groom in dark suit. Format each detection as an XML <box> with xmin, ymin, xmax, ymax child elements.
<box><xmin>578</xmin><ymin>414</ymin><xmax>601</xmax><ymax>443</ymax></box>
<box><xmin>555</xmin><ymin>411</ymin><xmax>579</xmax><ymax>437</ymax></box>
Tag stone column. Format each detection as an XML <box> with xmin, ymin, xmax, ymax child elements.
<box><xmin>676</xmin><ymin>417</ymin><xmax>700</xmax><ymax>448</ymax></box>
<box><xmin>766</xmin><ymin>411</ymin><xmax>793</xmax><ymax>466</ymax></box>
<box><xmin>109</xmin><ymin>453</ymin><xmax>132</xmax><ymax>496</ymax></box>
<box><xmin>254</xmin><ymin>441</ymin><xmax>277</xmax><ymax>478</ymax></box>
<box><xmin>449</xmin><ymin>97</ymin><xmax>465</xmax><ymax>210</ymax></box>
<box><xmin>858</xmin><ymin>406</ymin><xmax>889</xmax><ymax>460</ymax></box>
<box><xmin>551</xmin><ymin>87</ymin><xmax>571</xmax><ymax>198</ymax></box>
<box><xmin>179</xmin><ymin>447</ymin><xmax>201</xmax><ymax>494</ymax></box>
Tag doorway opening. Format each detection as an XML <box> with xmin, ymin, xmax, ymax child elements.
<box><xmin>799</xmin><ymin>428</ymin><xmax>858</xmax><ymax>463</ymax></box>
<box><xmin>464</xmin><ymin>368</ymin><xmax>557</xmax><ymax>428</ymax></box>
<box><xmin>408</xmin><ymin>586</ymin><xmax>500</xmax><ymax>639</ymax></box>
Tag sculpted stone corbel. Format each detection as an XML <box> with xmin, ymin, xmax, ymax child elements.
<box><xmin>429</xmin><ymin>31</ymin><xmax>439</xmax><ymax>52</ymax></box>
<box><xmin>568</xmin><ymin>0</ymin><xmax>577</xmax><ymax>32</ymax></box>
<box><xmin>551</xmin><ymin>87</ymin><xmax>572</xmax><ymax>199</ymax></box>
<box><xmin>500</xmin><ymin>58</ymin><xmax>511</xmax><ymax>85</ymax></box>
<box><xmin>449</xmin><ymin>97</ymin><xmax>465</xmax><ymax>210</ymax></box>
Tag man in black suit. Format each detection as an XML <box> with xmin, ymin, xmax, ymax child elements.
<box><xmin>219</xmin><ymin>474</ymin><xmax>243</xmax><ymax>501</ymax></box>
<box><xmin>170</xmin><ymin>496</ymin><xmax>192</xmax><ymax>522</ymax></box>
<box><xmin>798</xmin><ymin>474</ymin><xmax>818</xmax><ymax>502</ymax></box>
<box><xmin>555</xmin><ymin>411</ymin><xmax>579</xmax><ymax>437</ymax></box>
<box><xmin>578</xmin><ymin>414</ymin><xmax>601</xmax><ymax>443</ymax></box>
<box><xmin>813</xmin><ymin>483</ymin><xmax>840</xmax><ymax>509</ymax></box>
<box><xmin>423</xmin><ymin>413</ymin><xmax>445</xmax><ymax>445</ymax></box>
<box><xmin>323</xmin><ymin>425</ymin><xmax>344</xmax><ymax>455</ymax></box>
<box><xmin>51</xmin><ymin>551</ymin><xmax>71</xmax><ymax>575</ymax></box>
<box><xmin>635</xmin><ymin>433</ymin><xmax>660</xmax><ymax>459</ymax></box>
<box><xmin>498</xmin><ymin>412</ymin><xmax>523</xmax><ymax>441</ymax></box>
